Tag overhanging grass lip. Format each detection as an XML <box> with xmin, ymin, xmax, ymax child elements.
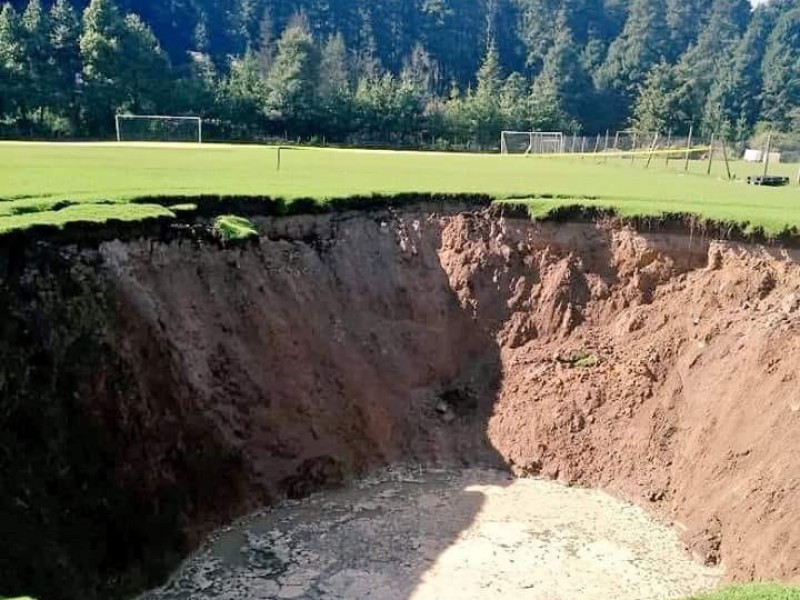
<box><xmin>0</xmin><ymin>193</ymin><xmax>797</xmax><ymax>248</ymax></box>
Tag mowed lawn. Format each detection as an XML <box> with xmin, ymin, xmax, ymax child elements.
<box><xmin>0</xmin><ymin>141</ymin><xmax>798</xmax><ymax>235</ymax></box>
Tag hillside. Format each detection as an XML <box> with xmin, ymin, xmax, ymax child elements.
<box><xmin>1</xmin><ymin>0</ymin><xmax>799</xmax><ymax>143</ymax></box>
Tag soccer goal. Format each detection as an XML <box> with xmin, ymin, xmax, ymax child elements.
<box><xmin>115</xmin><ymin>114</ymin><xmax>203</xmax><ymax>143</ymax></box>
<box><xmin>501</xmin><ymin>131</ymin><xmax>564</xmax><ymax>155</ymax></box>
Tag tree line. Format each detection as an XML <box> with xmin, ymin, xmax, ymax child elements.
<box><xmin>1</xmin><ymin>0</ymin><xmax>798</xmax><ymax>146</ymax></box>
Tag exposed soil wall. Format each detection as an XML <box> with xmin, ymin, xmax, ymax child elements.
<box><xmin>0</xmin><ymin>206</ymin><xmax>797</xmax><ymax>600</ymax></box>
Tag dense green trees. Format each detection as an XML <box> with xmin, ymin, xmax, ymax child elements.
<box><xmin>1</xmin><ymin>0</ymin><xmax>799</xmax><ymax>145</ymax></box>
<box><xmin>761</xmin><ymin>6</ymin><xmax>800</xmax><ymax>129</ymax></box>
<box><xmin>79</xmin><ymin>0</ymin><xmax>170</xmax><ymax>133</ymax></box>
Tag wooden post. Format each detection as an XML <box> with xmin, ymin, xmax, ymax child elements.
<box><xmin>603</xmin><ymin>129</ymin><xmax>610</xmax><ymax>162</ymax></box>
<box><xmin>706</xmin><ymin>134</ymin><xmax>716</xmax><ymax>175</ymax></box>
<box><xmin>570</xmin><ymin>134</ymin><xmax>577</xmax><ymax>153</ymax></box>
<box><xmin>721</xmin><ymin>139</ymin><xmax>732</xmax><ymax>180</ymax></box>
<box><xmin>580</xmin><ymin>136</ymin><xmax>587</xmax><ymax>157</ymax></box>
<box><xmin>796</xmin><ymin>163</ymin><xmax>800</xmax><ymax>185</ymax></box>
<box><xmin>593</xmin><ymin>134</ymin><xmax>601</xmax><ymax>154</ymax></box>
<box><xmin>630</xmin><ymin>132</ymin><xmax>639</xmax><ymax>165</ymax></box>
<box><xmin>613</xmin><ymin>131</ymin><xmax>620</xmax><ymax>150</ymax></box>
<box><xmin>646</xmin><ymin>132</ymin><xmax>660</xmax><ymax>168</ymax></box>
<box><xmin>684</xmin><ymin>125</ymin><xmax>694</xmax><ymax>172</ymax></box>
<box><xmin>762</xmin><ymin>133</ymin><xmax>773</xmax><ymax>178</ymax></box>
<box><xmin>665</xmin><ymin>130</ymin><xmax>672</xmax><ymax>166</ymax></box>
<box><xmin>277</xmin><ymin>146</ymin><xmax>282</xmax><ymax>172</ymax></box>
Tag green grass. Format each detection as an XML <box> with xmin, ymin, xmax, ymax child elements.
<box><xmin>213</xmin><ymin>214</ymin><xmax>258</xmax><ymax>241</ymax></box>
<box><xmin>0</xmin><ymin>202</ymin><xmax>173</xmax><ymax>234</ymax></box>
<box><xmin>0</xmin><ymin>142</ymin><xmax>799</xmax><ymax>236</ymax></box>
<box><xmin>683</xmin><ymin>585</ymin><xmax>800</xmax><ymax>599</ymax></box>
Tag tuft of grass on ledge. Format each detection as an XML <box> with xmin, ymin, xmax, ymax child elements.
<box><xmin>213</xmin><ymin>215</ymin><xmax>258</xmax><ymax>241</ymax></box>
<box><xmin>0</xmin><ymin>203</ymin><xmax>174</xmax><ymax>234</ymax></box>
<box><xmin>682</xmin><ymin>584</ymin><xmax>800</xmax><ymax>600</ymax></box>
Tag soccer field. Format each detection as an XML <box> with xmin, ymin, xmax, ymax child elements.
<box><xmin>0</xmin><ymin>142</ymin><xmax>798</xmax><ymax>235</ymax></box>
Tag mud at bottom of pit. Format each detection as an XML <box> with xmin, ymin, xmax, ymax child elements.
<box><xmin>139</xmin><ymin>468</ymin><xmax>723</xmax><ymax>600</ymax></box>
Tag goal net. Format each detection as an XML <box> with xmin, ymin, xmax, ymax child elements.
<box><xmin>501</xmin><ymin>131</ymin><xmax>564</xmax><ymax>155</ymax></box>
<box><xmin>115</xmin><ymin>114</ymin><xmax>203</xmax><ymax>143</ymax></box>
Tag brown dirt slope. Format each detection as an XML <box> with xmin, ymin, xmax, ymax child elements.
<box><xmin>100</xmin><ymin>210</ymin><xmax>798</xmax><ymax>583</ymax></box>
<box><xmin>1</xmin><ymin>206</ymin><xmax>797</xmax><ymax>599</ymax></box>
<box><xmin>437</xmin><ymin>216</ymin><xmax>799</xmax><ymax>582</ymax></box>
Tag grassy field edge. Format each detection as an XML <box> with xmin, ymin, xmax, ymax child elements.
<box><xmin>0</xmin><ymin>192</ymin><xmax>799</xmax><ymax>248</ymax></box>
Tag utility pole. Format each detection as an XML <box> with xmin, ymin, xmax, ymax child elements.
<box><xmin>706</xmin><ymin>134</ymin><xmax>716</xmax><ymax>175</ymax></box>
<box><xmin>684</xmin><ymin>125</ymin><xmax>694</xmax><ymax>172</ymax></box>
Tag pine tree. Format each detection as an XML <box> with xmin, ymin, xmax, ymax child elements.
<box><xmin>675</xmin><ymin>0</ymin><xmax>750</xmax><ymax>134</ymax></box>
<box><xmin>596</xmin><ymin>0</ymin><xmax>671</xmax><ymax>126</ymax></box>
<box><xmin>402</xmin><ymin>43</ymin><xmax>437</xmax><ymax>99</ymax></box>
<box><xmin>666</xmin><ymin>0</ymin><xmax>712</xmax><ymax>58</ymax></box>
<box><xmin>80</xmin><ymin>0</ymin><xmax>170</xmax><ymax>133</ymax></box>
<box><xmin>465</xmin><ymin>40</ymin><xmax>503</xmax><ymax>147</ymax></box>
<box><xmin>499</xmin><ymin>71</ymin><xmax>529</xmax><ymax>131</ymax></box>
<box><xmin>265</xmin><ymin>15</ymin><xmax>319</xmax><ymax>135</ymax></box>
<box><xmin>21</xmin><ymin>0</ymin><xmax>49</xmax><ymax>121</ymax></box>
<box><xmin>119</xmin><ymin>14</ymin><xmax>171</xmax><ymax>112</ymax></box>
<box><xmin>80</xmin><ymin>0</ymin><xmax>124</xmax><ymax>101</ymax></box>
<box><xmin>318</xmin><ymin>32</ymin><xmax>353</xmax><ymax>139</ymax></box>
<box><xmin>0</xmin><ymin>3</ymin><xmax>25</xmax><ymax>119</ymax></box>
<box><xmin>726</xmin><ymin>7</ymin><xmax>776</xmax><ymax>133</ymax></box>
<box><xmin>49</xmin><ymin>0</ymin><xmax>80</xmax><ymax>123</ymax></box>
<box><xmin>354</xmin><ymin>73</ymin><xmax>398</xmax><ymax>141</ymax></box>
<box><xmin>761</xmin><ymin>6</ymin><xmax>800</xmax><ymax>130</ymax></box>
<box><xmin>512</xmin><ymin>0</ymin><xmax>560</xmax><ymax>72</ymax></box>
<box><xmin>632</xmin><ymin>61</ymin><xmax>692</xmax><ymax>134</ymax></box>
<box><xmin>255</xmin><ymin>7</ymin><xmax>274</xmax><ymax>76</ymax></box>
<box><xmin>217</xmin><ymin>50</ymin><xmax>267</xmax><ymax>127</ymax></box>
<box><xmin>476</xmin><ymin>40</ymin><xmax>502</xmax><ymax>100</ymax></box>
<box><xmin>532</xmin><ymin>14</ymin><xmax>594</xmax><ymax>129</ymax></box>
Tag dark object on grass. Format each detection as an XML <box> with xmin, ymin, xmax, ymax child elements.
<box><xmin>746</xmin><ymin>176</ymin><xmax>790</xmax><ymax>187</ymax></box>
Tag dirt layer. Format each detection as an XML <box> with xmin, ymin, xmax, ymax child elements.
<box><xmin>0</xmin><ymin>206</ymin><xmax>798</xmax><ymax>599</ymax></box>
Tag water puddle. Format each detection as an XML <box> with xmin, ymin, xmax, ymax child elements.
<box><xmin>139</xmin><ymin>468</ymin><xmax>722</xmax><ymax>600</ymax></box>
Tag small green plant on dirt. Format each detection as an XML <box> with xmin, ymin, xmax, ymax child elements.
<box><xmin>213</xmin><ymin>215</ymin><xmax>258</xmax><ymax>241</ymax></box>
<box><xmin>554</xmin><ymin>350</ymin><xmax>600</xmax><ymax>368</ymax></box>
<box><xmin>683</xmin><ymin>585</ymin><xmax>800</xmax><ymax>600</ymax></box>
<box><xmin>573</xmin><ymin>352</ymin><xmax>600</xmax><ymax>368</ymax></box>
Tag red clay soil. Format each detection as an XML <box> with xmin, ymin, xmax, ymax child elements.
<box><xmin>97</xmin><ymin>208</ymin><xmax>799</xmax><ymax>584</ymax></box>
<box><xmin>439</xmin><ymin>216</ymin><xmax>800</xmax><ymax>582</ymax></box>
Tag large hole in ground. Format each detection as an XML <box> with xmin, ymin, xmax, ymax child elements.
<box><xmin>0</xmin><ymin>206</ymin><xmax>798</xmax><ymax>600</ymax></box>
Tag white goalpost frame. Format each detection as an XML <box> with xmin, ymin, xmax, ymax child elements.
<box><xmin>115</xmin><ymin>114</ymin><xmax>204</xmax><ymax>144</ymax></box>
<box><xmin>500</xmin><ymin>131</ymin><xmax>565</xmax><ymax>155</ymax></box>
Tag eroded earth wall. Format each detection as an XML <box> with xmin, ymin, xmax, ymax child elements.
<box><xmin>0</xmin><ymin>207</ymin><xmax>797</xmax><ymax>600</ymax></box>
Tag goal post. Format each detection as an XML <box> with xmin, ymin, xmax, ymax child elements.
<box><xmin>501</xmin><ymin>131</ymin><xmax>564</xmax><ymax>155</ymax></box>
<box><xmin>115</xmin><ymin>114</ymin><xmax>203</xmax><ymax>144</ymax></box>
